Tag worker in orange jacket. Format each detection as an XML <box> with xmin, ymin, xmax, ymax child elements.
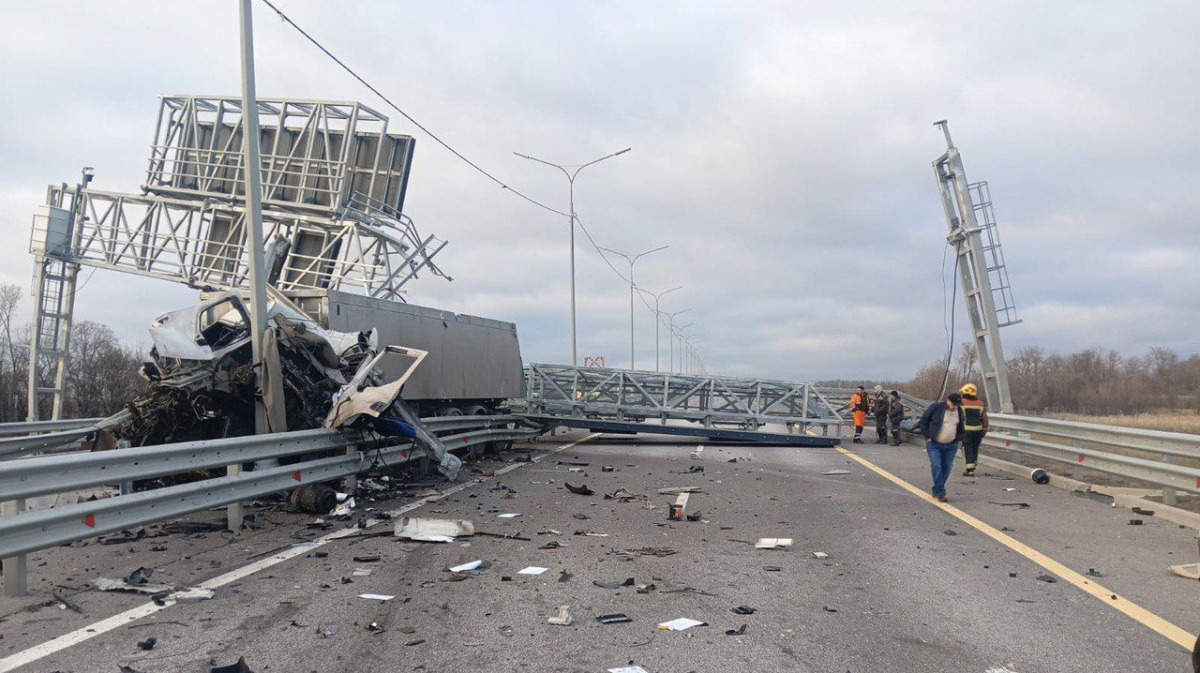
<box><xmin>959</xmin><ymin>383</ymin><xmax>989</xmax><ymax>476</ymax></box>
<box><xmin>849</xmin><ymin>385</ymin><xmax>871</xmax><ymax>443</ymax></box>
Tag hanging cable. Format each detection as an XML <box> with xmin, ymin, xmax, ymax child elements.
<box><xmin>260</xmin><ymin>0</ymin><xmax>695</xmax><ymax>341</ymax></box>
<box><xmin>259</xmin><ymin>0</ymin><xmax>567</xmax><ymax>219</ymax></box>
<box><xmin>938</xmin><ymin>240</ymin><xmax>962</xmax><ymax>399</ymax></box>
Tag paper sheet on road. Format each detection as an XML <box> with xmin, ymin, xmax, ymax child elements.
<box><xmin>518</xmin><ymin>566</ymin><xmax>549</xmax><ymax>575</ymax></box>
<box><xmin>657</xmin><ymin>617</ymin><xmax>707</xmax><ymax>631</ymax></box>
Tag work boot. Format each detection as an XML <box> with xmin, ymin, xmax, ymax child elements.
<box><xmin>852</xmin><ymin>437</ymin><xmax>862</xmax><ymax>444</ymax></box>
<box><xmin>963</xmin><ymin>468</ymin><xmax>976</xmax><ymax>477</ymax></box>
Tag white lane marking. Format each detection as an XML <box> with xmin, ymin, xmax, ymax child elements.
<box><xmin>0</xmin><ymin>433</ymin><xmax>601</xmax><ymax>673</ymax></box>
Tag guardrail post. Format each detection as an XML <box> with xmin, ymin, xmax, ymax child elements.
<box><xmin>2</xmin><ymin>499</ymin><xmax>27</xmax><ymax>596</ymax></box>
<box><xmin>1162</xmin><ymin>454</ymin><xmax>1178</xmax><ymax>506</ymax></box>
<box><xmin>343</xmin><ymin>446</ymin><xmax>359</xmax><ymax>494</ymax></box>
<box><xmin>226</xmin><ymin>465</ymin><xmax>243</xmax><ymax>533</ymax></box>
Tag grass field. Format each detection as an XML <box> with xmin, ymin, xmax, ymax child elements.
<box><xmin>1044</xmin><ymin>410</ymin><xmax>1200</xmax><ymax>435</ymax></box>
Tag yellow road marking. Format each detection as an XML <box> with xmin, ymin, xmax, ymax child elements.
<box><xmin>835</xmin><ymin>444</ymin><xmax>1197</xmax><ymax>651</ymax></box>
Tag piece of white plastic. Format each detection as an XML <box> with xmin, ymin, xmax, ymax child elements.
<box><xmin>358</xmin><ymin>593</ymin><xmax>395</xmax><ymax>601</ymax></box>
<box><xmin>451</xmin><ymin>556</ymin><xmax>482</xmax><ymax>571</ymax></box>
<box><xmin>657</xmin><ymin>617</ymin><xmax>707</xmax><ymax>631</ymax></box>
<box><xmin>497</xmin><ymin>513</ymin><xmax>522</xmax><ymax>519</ymax></box>
<box><xmin>517</xmin><ymin>566</ymin><xmax>549</xmax><ymax>575</ymax></box>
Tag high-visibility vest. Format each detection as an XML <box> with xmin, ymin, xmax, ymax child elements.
<box><xmin>961</xmin><ymin>397</ymin><xmax>987</xmax><ymax>431</ymax></box>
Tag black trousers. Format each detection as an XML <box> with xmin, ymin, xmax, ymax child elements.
<box><xmin>962</xmin><ymin>431</ymin><xmax>985</xmax><ymax>466</ymax></box>
<box><xmin>890</xmin><ymin>425</ymin><xmax>901</xmax><ymax>443</ymax></box>
<box><xmin>875</xmin><ymin>417</ymin><xmax>888</xmax><ymax>442</ymax></box>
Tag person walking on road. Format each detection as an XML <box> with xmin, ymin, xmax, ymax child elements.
<box><xmin>959</xmin><ymin>383</ymin><xmax>989</xmax><ymax>477</ymax></box>
<box><xmin>918</xmin><ymin>392</ymin><xmax>965</xmax><ymax>502</ymax></box>
<box><xmin>873</xmin><ymin>385</ymin><xmax>889</xmax><ymax>444</ymax></box>
<box><xmin>887</xmin><ymin>390</ymin><xmax>904</xmax><ymax>446</ymax></box>
<box><xmin>849</xmin><ymin>386</ymin><xmax>870</xmax><ymax>443</ymax></box>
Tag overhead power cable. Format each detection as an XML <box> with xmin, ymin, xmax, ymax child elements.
<box><xmin>260</xmin><ymin>0</ymin><xmax>691</xmax><ymax>337</ymax></box>
<box><xmin>259</xmin><ymin>0</ymin><xmax>567</xmax><ymax>219</ymax></box>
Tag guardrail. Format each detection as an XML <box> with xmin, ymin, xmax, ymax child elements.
<box><xmin>0</xmin><ymin>414</ymin><xmax>540</xmax><ymax>595</ymax></box>
<box><xmin>983</xmin><ymin>413</ymin><xmax>1200</xmax><ymax>502</ymax></box>
<box><xmin>0</xmin><ymin>418</ymin><xmax>103</xmax><ymax>437</ymax></box>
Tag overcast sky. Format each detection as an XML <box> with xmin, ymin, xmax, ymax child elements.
<box><xmin>1</xmin><ymin>1</ymin><xmax>1196</xmax><ymax>381</ymax></box>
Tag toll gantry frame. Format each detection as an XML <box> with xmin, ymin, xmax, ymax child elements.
<box><xmin>27</xmin><ymin>96</ymin><xmax>453</xmax><ymax>420</ymax></box>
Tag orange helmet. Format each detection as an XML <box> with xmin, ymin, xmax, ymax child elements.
<box><xmin>960</xmin><ymin>383</ymin><xmax>978</xmax><ymax>396</ymax></box>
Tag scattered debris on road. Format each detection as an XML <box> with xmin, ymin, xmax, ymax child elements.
<box><xmin>657</xmin><ymin>617</ymin><xmax>707</xmax><ymax>631</ymax></box>
<box><xmin>210</xmin><ymin>657</ymin><xmax>254</xmax><ymax>673</ymax></box>
<box><xmin>812</xmin><ymin>551</ymin><xmax>829</xmax><ymax>559</ymax></box>
<box><xmin>755</xmin><ymin>538</ymin><xmax>792</xmax><ymax>549</ymax></box>
<box><xmin>547</xmin><ymin>605</ymin><xmax>573</xmax><ymax>626</ymax></box>
<box><xmin>394</xmin><ymin>517</ymin><xmax>474</xmax><ymax>542</ymax></box>
<box><xmin>731</xmin><ymin>605</ymin><xmax>756</xmax><ymax>615</ymax></box>
<box><xmin>1030</xmin><ymin>469</ymin><xmax>1050</xmax><ymax>485</ymax></box>
<box><xmin>726</xmin><ymin>624</ymin><xmax>748</xmax><ymax>636</ymax></box>
<box><xmin>597</xmin><ymin>613</ymin><xmax>633</xmax><ymax>624</ymax></box>
<box><xmin>136</xmin><ymin>636</ymin><xmax>157</xmax><ymax>650</ymax></box>
<box><xmin>822</xmin><ymin>469</ymin><xmax>850</xmax><ymax>476</ymax></box>
<box><xmin>565</xmin><ymin>482</ymin><xmax>595</xmax><ymax>496</ymax></box>
<box><xmin>517</xmin><ymin>566</ymin><xmax>549</xmax><ymax>575</ymax></box>
<box><xmin>358</xmin><ymin>593</ymin><xmax>395</xmax><ymax>601</ymax></box>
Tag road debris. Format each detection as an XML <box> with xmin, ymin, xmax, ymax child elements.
<box><xmin>210</xmin><ymin>657</ymin><xmax>254</xmax><ymax>673</ymax></box>
<box><xmin>1030</xmin><ymin>469</ymin><xmax>1050</xmax><ymax>485</ymax></box>
<box><xmin>755</xmin><ymin>538</ymin><xmax>793</xmax><ymax>549</ymax></box>
<box><xmin>763</xmin><ymin>565</ymin><xmax>782</xmax><ymax>572</ymax></box>
<box><xmin>658</xmin><ymin>486</ymin><xmax>701</xmax><ymax>495</ymax></box>
<box><xmin>367</xmin><ymin>622</ymin><xmax>386</xmax><ymax>634</ymax></box>
<box><xmin>597</xmin><ymin>613</ymin><xmax>633</xmax><ymax>624</ymax></box>
<box><xmin>449</xmin><ymin>560</ymin><xmax>485</xmax><ymax>573</ymax></box>
<box><xmin>731</xmin><ymin>605</ymin><xmax>756</xmax><ymax>615</ymax></box>
<box><xmin>606</xmin><ymin>488</ymin><xmax>642</xmax><ymax>501</ymax></box>
<box><xmin>726</xmin><ymin>624</ymin><xmax>748</xmax><ymax>636</ymax></box>
<box><xmin>944</xmin><ymin>529</ymin><xmax>958</xmax><ymax>536</ymax></box>
<box><xmin>608</xmin><ymin>667</ymin><xmax>651</xmax><ymax>673</ymax></box>
<box><xmin>1170</xmin><ymin>563</ymin><xmax>1200</xmax><ymax>580</ymax></box>
<box><xmin>1129</xmin><ymin>519</ymin><xmax>1144</xmax><ymax>526</ymax></box>
<box><xmin>1036</xmin><ymin>574</ymin><xmax>1058</xmax><ymax>583</ymax></box>
<box><xmin>657</xmin><ymin>617</ymin><xmax>707</xmax><ymax>631</ymax></box>
<box><xmin>352</xmin><ymin>568</ymin><xmax>373</xmax><ymax>577</ymax></box>
<box><xmin>358</xmin><ymin>593</ymin><xmax>395</xmax><ymax>601</ymax></box>
<box><xmin>1132</xmin><ymin>506</ymin><xmax>1155</xmax><ymax>516</ymax></box>
<box><xmin>620</xmin><ymin>547</ymin><xmax>677</xmax><ymax>557</ymax></box>
<box><xmin>547</xmin><ymin>605</ymin><xmax>573</xmax><ymax>626</ymax></box>
<box><xmin>812</xmin><ymin>551</ymin><xmax>829</xmax><ymax>559</ymax></box>
<box><xmin>136</xmin><ymin>637</ymin><xmax>157</xmax><ymax>650</ymax></box>
<box><xmin>394</xmin><ymin>517</ymin><xmax>474</xmax><ymax>542</ymax></box>
<box><xmin>353</xmin><ymin>554</ymin><xmax>381</xmax><ymax>563</ymax></box>
<box><xmin>95</xmin><ymin>577</ymin><xmax>173</xmax><ymax>595</ymax></box>
<box><xmin>822</xmin><ymin>469</ymin><xmax>850</xmax><ymax>475</ymax></box>
<box><xmin>668</xmin><ymin>492</ymin><xmax>691</xmax><ymax>521</ymax></box>
<box><xmin>497</xmin><ymin>513</ymin><xmax>522</xmax><ymax>519</ymax></box>
<box><xmin>565</xmin><ymin>482</ymin><xmax>595</xmax><ymax>496</ymax></box>
<box><xmin>518</xmin><ymin>566</ymin><xmax>549</xmax><ymax>575</ymax></box>
<box><xmin>602</xmin><ymin>465</ymin><xmax>615</xmax><ymax>472</ymax></box>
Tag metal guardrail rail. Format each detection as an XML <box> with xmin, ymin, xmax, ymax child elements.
<box><xmin>0</xmin><ymin>414</ymin><xmax>535</xmax><ymax>593</ymax></box>
<box><xmin>984</xmin><ymin>413</ymin><xmax>1200</xmax><ymax>502</ymax></box>
<box><xmin>0</xmin><ymin>418</ymin><xmax>103</xmax><ymax>437</ymax></box>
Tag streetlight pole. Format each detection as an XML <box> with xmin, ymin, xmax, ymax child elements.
<box><xmin>671</xmin><ymin>321</ymin><xmax>695</xmax><ymax>373</ymax></box>
<box><xmin>235</xmin><ymin>0</ymin><xmax>269</xmax><ymax>533</ymax></box>
<box><xmin>664</xmin><ymin>309</ymin><xmax>691</xmax><ymax>372</ymax></box>
<box><xmin>637</xmin><ymin>285</ymin><xmax>682</xmax><ymax>372</ymax></box>
<box><xmin>599</xmin><ymin>245</ymin><xmax>667</xmax><ymax>370</ymax></box>
<box><xmin>514</xmin><ymin>147</ymin><xmax>631</xmax><ymax>366</ymax></box>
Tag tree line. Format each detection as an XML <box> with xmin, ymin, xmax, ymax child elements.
<box><xmin>893</xmin><ymin>343</ymin><xmax>1200</xmax><ymax>414</ymax></box>
<box><xmin>0</xmin><ymin>282</ymin><xmax>145</xmax><ymax>421</ymax></box>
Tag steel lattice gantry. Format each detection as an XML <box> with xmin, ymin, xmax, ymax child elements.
<box><xmin>524</xmin><ymin>363</ymin><xmax>844</xmax><ymax>434</ymax></box>
<box><xmin>26</xmin><ymin>96</ymin><xmax>452</xmax><ymax>420</ymax></box>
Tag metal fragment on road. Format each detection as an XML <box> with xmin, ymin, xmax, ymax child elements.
<box><xmin>358</xmin><ymin>593</ymin><xmax>395</xmax><ymax>601</ymax></box>
<box><xmin>394</xmin><ymin>517</ymin><xmax>474</xmax><ymax>542</ymax></box>
<box><xmin>822</xmin><ymin>469</ymin><xmax>850</xmax><ymax>475</ymax></box>
<box><xmin>755</xmin><ymin>538</ymin><xmax>792</xmax><ymax>549</ymax></box>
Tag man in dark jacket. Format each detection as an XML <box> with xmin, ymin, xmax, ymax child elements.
<box><xmin>887</xmin><ymin>391</ymin><xmax>904</xmax><ymax>446</ymax></box>
<box><xmin>872</xmin><ymin>385</ymin><xmax>889</xmax><ymax>444</ymax></box>
<box><xmin>918</xmin><ymin>392</ymin><xmax>965</xmax><ymax>502</ymax></box>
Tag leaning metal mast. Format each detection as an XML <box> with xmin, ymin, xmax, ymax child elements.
<box><xmin>932</xmin><ymin>120</ymin><xmax>1020</xmax><ymax>414</ymax></box>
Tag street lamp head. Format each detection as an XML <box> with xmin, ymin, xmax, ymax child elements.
<box><xmin>615</xmin><ymin>147</ymin><xmax>632</xmax><ymax>156</ymax></box>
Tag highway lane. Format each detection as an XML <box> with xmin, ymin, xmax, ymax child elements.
<box><xmin>1</xmin><ymin>433</ymin><xmax>1195</xmax><ymax>672</ymax></box>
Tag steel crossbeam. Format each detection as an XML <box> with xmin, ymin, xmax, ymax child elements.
<box><xmin>524</xmin><ymin>364</ymin><xmax>843</xmax><ymax>431</ymax></box>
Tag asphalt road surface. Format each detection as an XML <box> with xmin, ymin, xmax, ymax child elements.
<box><xmin>1</xmin><ymin>431</ymin><xmax>1197</xmax><ymax>672</ymax></box>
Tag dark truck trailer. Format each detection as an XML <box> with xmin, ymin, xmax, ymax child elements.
<box><xmin>286</xmin><ymin>289</ymin><xmax>525</xmax><ymax>417</ymax></box>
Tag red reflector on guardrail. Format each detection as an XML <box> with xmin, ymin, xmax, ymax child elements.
<box><xmin>401</xmin><ymin>450</ymin><xmax>409</xmax><ymax>459</ymax></box>
<box><xmin>1078</xmin><ymin>454</ymin><xmax>1085</xmax><ymax>462</ymax></box>
<box><xmin>292</xmin><ymin>471</ymin><xmax>302</xmax><ymax>481</ymax></box>
<box><xmin>83</xmin><ymin>514</ymin><xmax>95</xmax><ymax>527</ymax></box>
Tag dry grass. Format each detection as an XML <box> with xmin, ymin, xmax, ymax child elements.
<box><xmin>1043</xmin><ymin>410</ymin><xmax>1200</xmax><ymax>435</ymax></box>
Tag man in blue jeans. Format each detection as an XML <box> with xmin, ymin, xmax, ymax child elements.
<box><xmin>917</xmin><ymin>392</ymin><xmax>965</xmax><ymax>502</ymax></box>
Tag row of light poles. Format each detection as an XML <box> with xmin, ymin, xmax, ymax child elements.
<box><xmin>513</xmin><ymin>147</ymin><xmax>704</xmax><ymax>374</ymax></box>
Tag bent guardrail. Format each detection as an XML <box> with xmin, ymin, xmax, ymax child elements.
<box><xmin>0</xmin><ymin>414</ymin><xmax>541</xmax><ymax>595</ymax></box>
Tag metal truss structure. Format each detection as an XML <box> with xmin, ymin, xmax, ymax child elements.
<box><xmin>26</xmin><ymin>96</ymin><xmax>451</xmax><ymax>420</ymax></box>
<box><xmin>524</xmin><ymin>363</ymin><xmax>844</xmax><ymax>433</ymax></box>
<box><xmin>933</xmin><ymin>121</ymin><xmax>1018</xmax><ymax>413</ymax></box>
